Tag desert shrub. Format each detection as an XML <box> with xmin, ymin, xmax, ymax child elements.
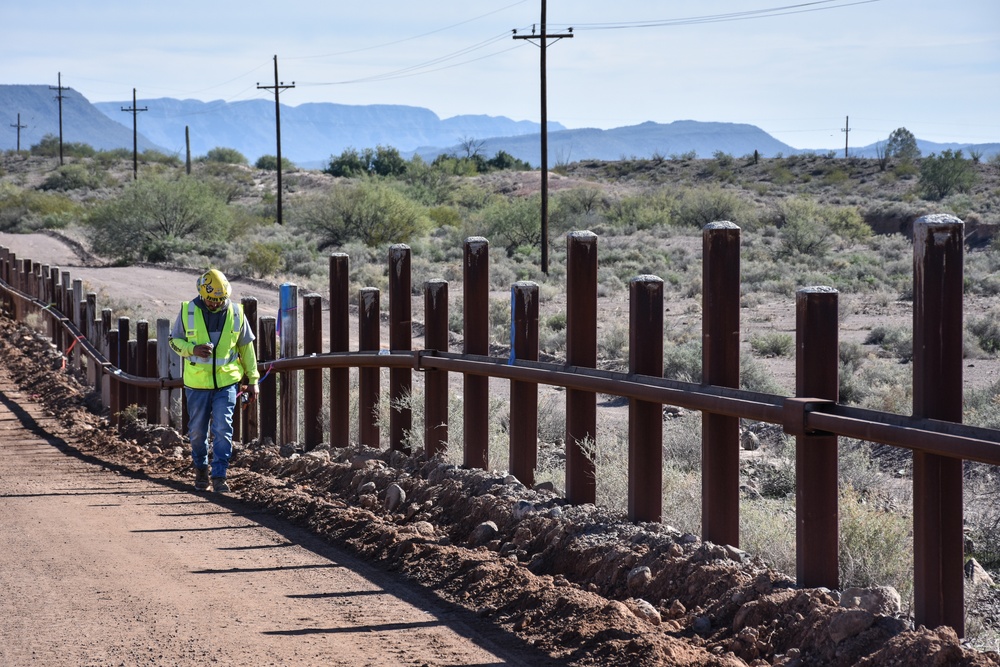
<box><xmin>84</xmin><ymin>174</ymin><xmax>231</xmax><ymax>264</ymax></box>
<box><xmin>141</xmin><ymin>149</ymin><xmax>182</xmax><ymax>166</ymax></box>
<box><xmin>741</xmin><ymin>499</ymin><xmax>796</xmax><ymax>574</ymax></box>
<box><xmin>749</xmin><ymin>332</ymin><xmax>793</xmax><ymax>358</ymax></box>
<box><xmin>0</xmin><ymin>183</ymin><xmax>81</xmax><ymax>232</ymax></box>
<box><xmin>604</xmin><ymin>190</ymin><xmax>675</xmax><ymax>232</ymax></box>
<box><xmin>839</xmin><ymin>485</ymin><xmax>913</xmax><ymax>602</ymax></box>
<box><xmin>865</xmin><ymin>325</ymin><xmax>913</xmax><ymax>361</ymax></box>
<box><xmin>767</xmin><ymin>197</ymin><xmax>833</xmax><ymax>257</ymax></box>
<box><xmin>244</xmin><ymin>241</ymin><xmax>284</xmax><ymax>278</ymax></box>
<box><xmin>478</xmin><ymin>195</ymin><xmax>541</xmax><ymax>256</ymax></box>
<box><xmin>427</xmin><ymin>205</ymin><xmax>462</xmax><ymax>229</ymax></box>
<box><xmin>663</xmin><ymin>340</ymin><xmax>702</xmax><ymax>382</ymax></box>
<box><xmin>94</xmin><ymin>147</ymin><xmax>132</xmax><ymax>167</ymax></box>
<box><xmin>675</xmin><ymin>186</ymin><xmax>753</xmax><ymax>229</ymax></box>
<box><xmin>201</xmin><ymin>146</ymin><xmax>248</xmax><ymax>165</ymax></box>
<box><xmin>920</xmin><ymin>150</ymin><xmax>977</xmax><ymax>200</ymax></box>
<box><xmin>39</xmin><ymin>163</ymin><xmax>110</xmax><ymax>191</ymax></box>
<box><xmin>741</xmin><ymin>356</ymin><xmax>786</xmax><ymax>394</ymax></box>
<box><xmin>291</xmin><ymin>180</ymin><xmax>429</xmax><ymax>248</ymax></box>
<box><xmin>968</xmin><ymin>310</ymin><xmax>1000</xmax><ymax>355</ymax></box>
<box><xmin>29</xmin><ymin>134</ymin><xmax>95</xmax><ymax>159</ymax></box>
<box><xmin>254</xmin><ymin>154</ymin><xmax>295</xmax><ymax>171</ymax></box>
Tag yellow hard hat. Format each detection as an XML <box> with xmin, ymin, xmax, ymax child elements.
<box><xmin>197</xmin><ymin>269</ymin><xmax>230</xmax><ymax>303</ymax></box>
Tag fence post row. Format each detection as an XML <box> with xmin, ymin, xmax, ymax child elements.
<box><xmin>0</xmin><ymin>216</ymin><xmax>994</xmax><ymax>640</ymax></box>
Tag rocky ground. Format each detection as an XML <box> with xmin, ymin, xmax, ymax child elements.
<box><xmin>2</xmin><ymin>313</ymin><xmax>998</xmax><ymax>666</ymax></box>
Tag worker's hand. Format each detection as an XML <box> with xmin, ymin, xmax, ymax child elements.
<box><xmin>242</xmin><ymin>384</ymin><xmax>259</xmax><ymax>404</ymax></box>
<box><xmin>193</xmin><ymin>343</ymin><xmax>214</xmax><ymax>358</ymax></box>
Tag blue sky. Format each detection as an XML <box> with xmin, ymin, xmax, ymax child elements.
<box><xmin>4</xmin><ymin>0</ymin><xmax>999</xmax><ymax>150</ymax></box>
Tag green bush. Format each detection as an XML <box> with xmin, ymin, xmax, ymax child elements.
<box><xmin>244</xmin><ymin>241</ymin><xmax>285</xmax><ymax>278</ymax></box>
<box><xmin>675</xmin><ymin>186</ymin><xmax>753</xmax><ymax>229</ymax></box>
<box><xmin>292</xmin><ymin>180</ymin><xmax>429</xmax><ymax>248</ymax></box>
<box><xmin>201</xmin><ymin>146</ymin><xmax>248</xmax><ymax>165</ymax></box>
<box><xmin>479</xmin><ymin>195</ymin><xmax>541</xmax><ymax>256</ymax></box>
<box><xmin>920</xmin><ymin>150</ymin><xmax>977</xmax><ymax>200</ymax></box>
<box><xmin>968</xmin><ymin>311</ymin><xmax>1000</xmax><ymax>354</ymax></box>
<box><xmin>39</xmin><ymin>163</ymin><xmax>110</xmax><ymax>191</ymax></box>
<box><xmin>254</xmin><ymin>155</ymin><xmax>295</xmax><ymax>171</ymax></box>
<box><xmin>29</xmin><ymin>134</ymin><xmax>95</xmax><ymax>159</ymax></box>
<box><xmin>749</xmin><ymin>332</ymin><xmax>794</xmax><ymax>358</ymax></box>
<box><xmin>0</xmin><ymin>183</ymin><xmax>81</xmax><ymax>232</ymax></box>
<box><xmin>84</xmin><ymin>175</ymin><xmax>232</xmax><ymax>264</ymax></box>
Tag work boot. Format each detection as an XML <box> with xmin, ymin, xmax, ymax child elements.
<box><xmin>212</xmin><ymin>477</ymin><xmax>230</xmax><ymax>494</ymax></box>
<box><xmin>194</xmin><ymin>467</ymin><xmax>210</xmax><ymax>491</ymax></box>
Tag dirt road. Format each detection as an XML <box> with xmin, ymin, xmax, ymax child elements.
<box><xmin>0</xmin><ymin>367</ymin><xmax>554</xmax><ymax>667</ymax></box>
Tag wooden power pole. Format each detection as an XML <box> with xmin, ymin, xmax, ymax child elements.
<box><xmin>10</xmin><ymin>113</ymin><xmax>27</xmax><ymax>152</ymax></box>
<box><xmin>841</xmin><ymin>116</ymin><xmax>850</xmax><ymax>158</ymax></box>
<box><xmin>121</xmin><ymin>89</ymin><xmax>148</xmax><ymax>180</ymax></box>
<box><xmin>49</xmin><ymin>73</ymin><xmax>70</xmax><ymax>165</ymax></box>
<box><xmin>257</xmin><ymin>55</ymin><xmax>295</xmax><ymax>225</ymax></box>
<box><xmin>514</xmin><ymin>0</ymin><xmax>572</xmax><ymax>275</ymax></box>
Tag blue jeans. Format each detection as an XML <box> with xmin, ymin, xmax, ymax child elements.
<box><xmin>186</xmin><ymin>384</ymin><xmax>237</xmax><ymax>479</ymax></box>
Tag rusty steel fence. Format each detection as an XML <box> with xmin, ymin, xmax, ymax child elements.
<box><xmin>1</xmin><ymin>214</ymin><xmax>999</xmax><ymax>638</ymax></box>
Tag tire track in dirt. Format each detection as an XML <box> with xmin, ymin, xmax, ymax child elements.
<box><xmin>0</xmin><ymin>367</ymin><xmax>552</xmax><ymax>667</ymax></box>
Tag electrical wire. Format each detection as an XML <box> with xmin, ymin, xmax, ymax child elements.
<box><xmin>548</xmin><ymin>0</ymin><xmax>883</xmax><ymax>32</ymax></box>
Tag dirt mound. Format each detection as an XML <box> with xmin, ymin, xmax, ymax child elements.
<box><xmin>1</xmin><ymin>315</ymin><xmax>997</xmax><ymax>667</ymax></box>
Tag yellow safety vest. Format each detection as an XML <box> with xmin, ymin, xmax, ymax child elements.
<box><xmin>181</xmin><ymin>301</ymin><xmax>246</xmax><ymax>389</ymax></box>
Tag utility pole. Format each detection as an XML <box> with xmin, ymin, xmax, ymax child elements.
<box><xmin>49</xmin><ymin>73</ymin><xmax>70</xmax><ymax>165</ymax></box>
<box><xmin>121</xmin><ymin>89</ymin><xmax>148</xmax><ymax>180</ymax></box>
<box><xmin>257</xmin><ymin>55</ymin><xmax>294</xmax><ymax>225</ymax></box>
<box><xmin>841</xmin><ymin>115</ymin><xmax>850</xmax><ymax>158</ymax></box>
<box><xmin>513</xmin><ymin>0</ymin><xmax>572</xmax><ymax>275</ymax></box>
<box><xmin>10</xmin><ymin>113</ymin><xmax>27</xmax><ymax>152</ymax></box>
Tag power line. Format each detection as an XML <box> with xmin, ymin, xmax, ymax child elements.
<box><xmin>552</xmin><ymin>0</ymin><xmax>883</xmax><ymax>31</ymax></box>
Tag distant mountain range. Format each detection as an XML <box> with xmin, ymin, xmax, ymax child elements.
<box><xmin>2</xmin><ymin>84</ymin><xmax>997</xmax><ymax>169</ymax></box>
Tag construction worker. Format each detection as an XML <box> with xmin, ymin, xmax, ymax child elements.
<box><xmin>168</xmin><ymin>269</ymin><xmax>259</xmax><ymax>493</ymax></box>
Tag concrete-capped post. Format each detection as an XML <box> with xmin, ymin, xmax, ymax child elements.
<box><xmin>629</xmin><ymin>275</ymin><xmax>663</xmax><ymax>523</ymax></box>
<box><xmin>389</xmin><ymin>244</ymin><xmax>412</xmax><ymax>453</ymax></box>
<box><xmin>424</xmin><ymin>280</ymin><xmax>449</xmax><ymax>458</ymax></box>
<box><xmin>510</xmin><ymin>281</ymin><xmax>539</xmax><ymax>487</ymax></box>
<box><xmin>702</xmin><ymin>221</ymin><xmax>741</xmax><ymax>548</ymax></box>
<box><xmin>912</xmin><ymin>214</ymin><xmax>965</xmax><ymax>636</ymax></box>
<box><xmin>566</xmin><ymin>231</ymin><xmax>598</xmax><ymax>505</ymax></box>
<box><xmin>795</xmin><ymin>286</ymin><xmax>840</xmax><ymax>589</ymax></box>
<box><xmin>463</xmin><ymin>237</ymin><xmax>490</xmax><ymax>469</ymax></box>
